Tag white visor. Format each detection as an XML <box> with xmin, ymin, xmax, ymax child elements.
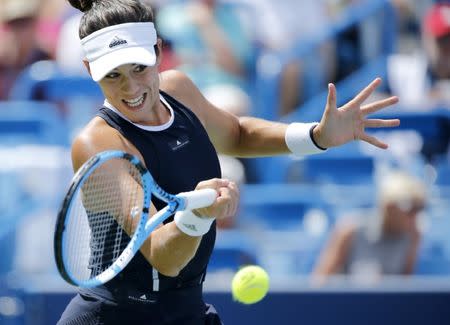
<box><xmin>81</xmin><ymin>22</ymin><xmax>157</xmax><ymax>81</ymax></box>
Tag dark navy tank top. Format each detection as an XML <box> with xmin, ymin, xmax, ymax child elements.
<box><xmin>80</xmin><ymin>90</ymin><xmax>221</xmax><ymax>303</ymax></box>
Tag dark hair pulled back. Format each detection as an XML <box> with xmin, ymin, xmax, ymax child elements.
<box><xmin>67</xmin><ymin>0</ymin><xmax>154</xmax><ymax>39</ymax></box>
<box><xmin>67</xmin><ymin>0</ymin><xmax>93</xmax><ymax>12</ymax></box>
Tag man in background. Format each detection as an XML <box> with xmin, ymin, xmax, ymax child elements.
<box><xmin>0</xmin><ymin>0</ymin><xmax>51</xmax><ymax>100</ymax></box>
<box><xmin>423</xmin><ymin>2</ymin><xmax>450</xmax><ymax>101</ymax></box>
<box><xmin>387</xmin><ymin>2</ymin><xmax>450</xmax><ymax>108</ymax></box>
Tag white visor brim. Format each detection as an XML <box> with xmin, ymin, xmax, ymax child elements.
<box><xmin>89</xmin><ymin>46</ymin><xmax>156</xmax><ymax>81</ymax></box>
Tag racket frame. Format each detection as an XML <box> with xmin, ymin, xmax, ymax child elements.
<box><xmin>54</xmin><ymin>151</ymin><xmax>153</xmax><ymax>287</ymax></box>
<box><xmin>54</xmin><ymin>150</ymin><xmax>212</xmax><ymax>288</ymax></box>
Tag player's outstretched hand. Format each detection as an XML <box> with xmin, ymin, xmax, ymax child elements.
<box><xmin>193</xmin><ymin>178</ymin><xmax>239</xmax><ymax>220</ymax></box>
<box><xmin>313</xmin><ymin>78</ymin><xmax>400</xmax><ymax>149</ymax></box>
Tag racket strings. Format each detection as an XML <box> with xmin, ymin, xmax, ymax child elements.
<box><xmin>63</xmin><ymin>158</ymin><xmax>145</xmax><ymax>281</ymax></box>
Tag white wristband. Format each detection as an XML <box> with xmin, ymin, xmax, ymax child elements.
<box><xmin>174</xmin><ymin>210</ymin><xmax>215</xmax><ymax>237</ymax></box>
<box><xmin>285</xmin><ymin>122</ymin><xmax>326</xmax><ymax>157</ymax></box>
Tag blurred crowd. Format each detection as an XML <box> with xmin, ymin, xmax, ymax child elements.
<box><xmin>1</xmin><ymin>0</ymin><xmax>450</xmax><ymax>280</ymax></box>
<box><xmin>1</xmin><ymin>0</ymin><xmax>450</xmax><ymax>107</ymax></box>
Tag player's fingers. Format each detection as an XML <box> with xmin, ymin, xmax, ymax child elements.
<box><xmin>359</xmin><ymin>133</ymin><xmax>388</xmax><ymax>149</ymax></box>
<box><xmin>352</xmin><ymin>78</ymin><xmax>382</xmax><ymax>105</ymax></box>
<box><xmin>226</xmin><ymin>181</ymin><xmax>240</xmax><ymax>215</ymax></box>
<box><xmin>364</xmin><ymin>118</ymin><xmax>400</xmax><ymax>128</ymax></box>
<box><xmin>325</xmin><ymin>83</ymin><xmax>337</xmax><ymax>113</ymax></box>
<box><xmin>227</xmin><ymin>181</ymin><xmax>239</xmax><ymax>199</ymax></box>
<box><xmin>196</xmin><ymin>178</ymin><xmax>230</xmax><ymax>192</ymax></box>
<box><xmin>216</xmin><ymin>184</ymin><xmax>238</xmax><ymax>204</ymax></box>
<box><xmin>216</xmin><ymin>185</ymin><xmax>239</xmax><ymax>217</ymax></box>
<box><xmin>361</xmin><ymin>96</ymin><xmax>399</xmax><ymax>115</ymax></box>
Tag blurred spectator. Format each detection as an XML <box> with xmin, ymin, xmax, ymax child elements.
<box><xmin>37</xmin><ymin>0</ymin><xmax>68</xmax><ymax>57</ymax></box>
<box><xmin>235</xmin><ymin>0</ymin><xmax>336</xmax><ymax>115</ymax></box>
<box><xmin>387</xmin><ymin>3</ymin><xmax>450</xmax><ymax>108</ymax></box>
<box><xmin>0</xmin><ymin>0</ymin><xmax>52</xmax><ymax>99</ymax></box>
<box><xmin>235</xmin><ymin>0</ymin><xmax>330</xmax><ymax>51</ymax></box>
<box><xmin>55</xmin><ymin>10</ymin><xmax>86</xmax><ymax>76</ymax></box>
<box><xmin>156</xmin><ymin>0</ymin><xmax>254</xmax><ymax>117</ymax></box>
<box><xmin>312</xmin><ymin>171</ymin><xmax>426</xmax><ymax>282</ymax></box>
<box><xmin>423</xmin><ymin>2</ymin><xmax>450</xmax><ymax>103</ymax></box>
<box><xmin>389</xmin><ymin>0</ymin><xmax>434</xmax><ymax>53</ymax></box>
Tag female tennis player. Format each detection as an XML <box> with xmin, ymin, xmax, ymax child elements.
<box><xmin>57</xmin><ymin>0</ymin><xmax>400</xmax><ymax>323</ymax></box>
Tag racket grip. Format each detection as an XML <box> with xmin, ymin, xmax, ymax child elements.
<box><xmin>179</xmin><ymin>188</ymin><xmax>217</xmax><ymax>210</ymax></box>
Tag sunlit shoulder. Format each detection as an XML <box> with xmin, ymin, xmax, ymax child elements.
<box><xmin>159</xmin><ymin>69</ymin><xmax>207</xmax><ymax>114</ymax></box>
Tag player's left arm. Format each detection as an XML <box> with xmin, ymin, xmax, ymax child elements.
<box><xmin>160</xmin><ymin>70</ymin><xmax>400</xmax><ymax>157</ymax></box>
<box><xmin>160</xmin><ymin>70</ymin><xmax>289</xmax><ymax>157</ymax></box>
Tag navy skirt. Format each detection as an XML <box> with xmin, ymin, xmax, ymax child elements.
<box><xmin>57</xmin><ymin>286</ymin><xmax>223</xmax><ymax>325</ymax></box>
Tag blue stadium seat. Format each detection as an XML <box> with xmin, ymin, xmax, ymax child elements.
<box><xmin>0</xmin><ymin>229</ymin><xmax>16</xmax><ymax>276</ymax></box>
<box><xmin>0</xmin><ymin>101</ymin><xmax>68</xmax><ymax>146</ymax></box>
<box><xmin>208</xmin><ymin>230</ymin><xmax>259</xmax><ymax>272</ymax></box>
<box><xmin>237</xmin><ymin>184</ymin><xmax>334</xmax><ymax>230</ymax></box>
<box><xmin>0</xmin><ymin>101</ymin><xmax>69</xmax><ymax>248</ymax></box>
<box><xmin>249</xmin><ymin>155</ymin><xmax>303</xmax><ymax>184</ymax></box>
<box><xmin>435</xmin><ymin>161</ymin><xmax>450</xmax><ymax>186</ymax></box>
<box><xmin>0</xmin><ymin>99</ymin><xmax>67</xmax><ymax>276</ymax></box>
<box><xmin>252</xmin><ymin>142</ymin><xmax>375</xmax><ymax>185</ymax></box>
<box><xmin>415</xmin><ymin>236</ymin><xmax>450</xmax><ymax>275</ymax></box>
<box><xmin>208</xmin><ymin>248</ymin><xmax>258</xmax><ymax>272</ymax></box>
<box><xmin>292</xmin><ymin>233</ymin><xmax>328</xmax><ymax>274</ymax></box>
<box><xmin>415</xmin><ymin>256</ymin><xmax>450</xmax><ymax>275</ymax></box>
<box><xmin>9</xmin><ymin>60</ymin><xmax>102</xmax><ymax>101</ymax></box>
<box><xmin>371</xmin><ymin>109</ymin><xmax>450</xmax><ymax>161</ymax></box>
<box><xmin>240</xmin><ymin>200</ymin><xmax>331</xmax><ymax>231</ymax></box>
<box><xmin>9</xmin><ymin>61</ymin><xmax>104</xmax><ymax>139</ymax></box>
<box><xmin>302</xmin><ymin>154</ymin><xmax>374</xmax><ymax>185</ymax></box>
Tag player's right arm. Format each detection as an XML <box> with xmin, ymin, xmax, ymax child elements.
<box><xmin>71</xmin><ymin>118</ymin><xmax>237</xmax><ymax>277</ymax></box>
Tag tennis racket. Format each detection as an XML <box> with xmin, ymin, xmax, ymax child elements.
<box><xmin>54</xmin><ymin>150</ymin><xmax>216</xmax><ymax>288</ymax></box>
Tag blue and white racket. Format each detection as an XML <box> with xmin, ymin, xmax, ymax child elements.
<box><xmin>54</xmin><ymin>150</ymin><xmax>216</xmax><ymax>288</ymax></box>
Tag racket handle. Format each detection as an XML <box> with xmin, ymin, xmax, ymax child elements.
<box><xmin>179</xmin><ymin>188</ymin><xmax>217</xmax><ymax>210</ymax></box>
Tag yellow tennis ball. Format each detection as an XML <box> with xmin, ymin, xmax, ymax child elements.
<box><xmin>231</xmin><ymin>265</ymin><xmax>270</xmax><ymax>304</ymax></box>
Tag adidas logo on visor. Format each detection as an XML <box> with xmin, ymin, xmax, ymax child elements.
<box><xmin>109</xmin><ymin>36</ymin><xmax>128</xmax><ymax>48</ymax></box>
